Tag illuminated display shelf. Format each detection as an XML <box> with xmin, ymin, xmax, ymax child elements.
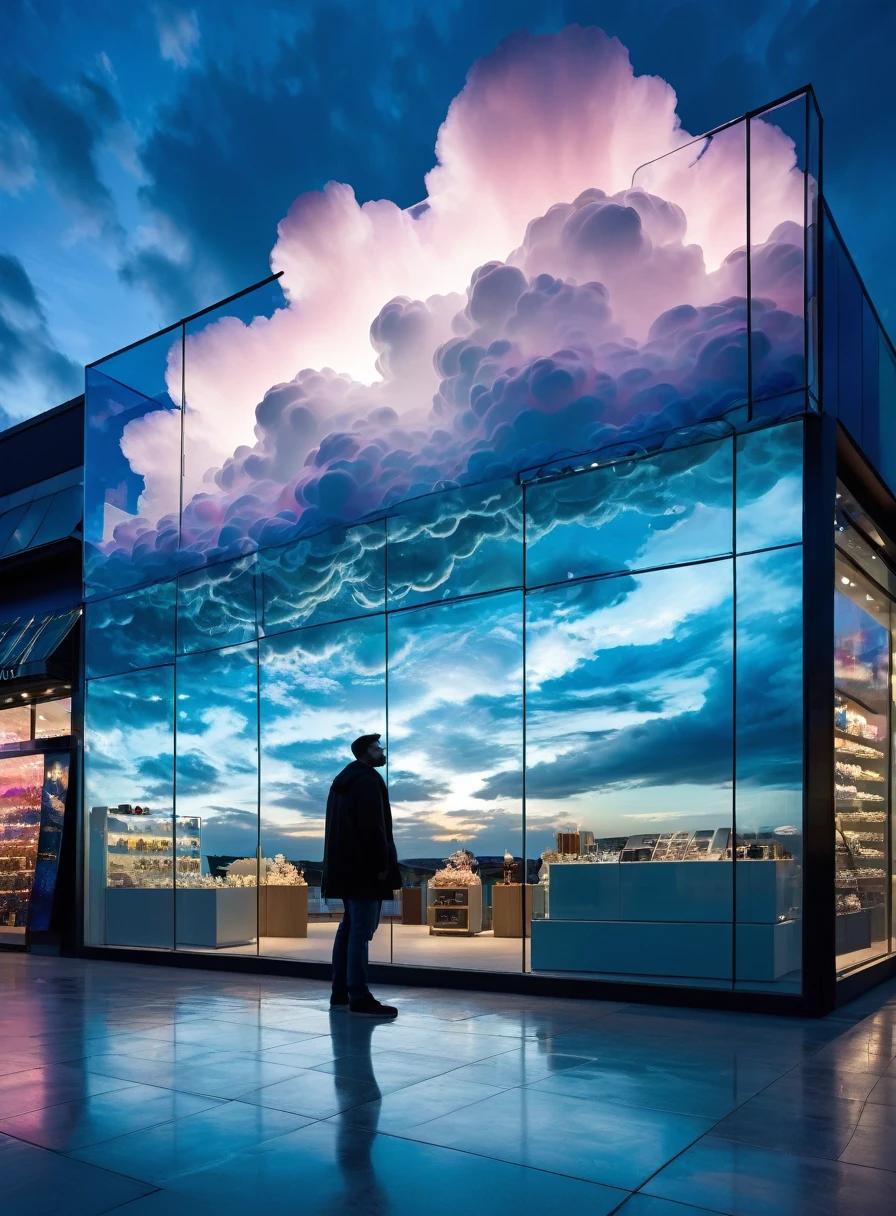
<box><xmin>0</xmin><ymin>758</ymin><xmax>42</xmax><ymax>931</ymax></box>
<box><xmin>427</xmin><ymin>885</ymin><xmax>483</xmax><ymax>936</ymax></box>
<box><xmin>104</xmin><ymin>813</ymin><xmax>202</xmax><ymax>888</ymax></box>
<box><xmin>834</xmin><ymin>688</ymin><xmax>889</xmax><ymax>958</ymax></box>
<box><xmin>89</xmin><ymin>808</ymin><xmax>257</xmax><ymax>949</ymax></box>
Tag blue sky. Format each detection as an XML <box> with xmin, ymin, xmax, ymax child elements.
<box><xmin>1</xmin><ymin>0</ymin><xmax>894</xmax><ymax>429</ymax></box>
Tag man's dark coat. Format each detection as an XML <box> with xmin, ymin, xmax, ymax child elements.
<box><xmin>321</xmin><ymin>761</ymin><xmax>401</xmax><ymax>900</ymax></box>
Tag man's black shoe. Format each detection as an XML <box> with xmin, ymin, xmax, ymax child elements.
<box><xmin>329</xmin><ymin>992</ymin><xmax>350</xmax><ymax>1010</ymax></box>
<box><xmin>349</xmin><ymin>993</ymin><xmax>398</xmax><ymax>1018</ymax></box>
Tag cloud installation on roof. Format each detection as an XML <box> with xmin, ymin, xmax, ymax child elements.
<box><xmin>86</xmin><ymin>24</ymin><xmax>807</xmax><ymax>592</ymax></box>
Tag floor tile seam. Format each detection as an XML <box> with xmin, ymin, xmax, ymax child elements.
<box><xmin>606</xmin><ymin>1188</ymin><xmax>728</xmax><ymax>1216</ymax></box>
<box><xmin>91</xmin><ymin>1188</ymin><xmax>165</xmax><ymax>1215</ymax></box>
<box><xmin>0</xmin><ymin>1079</ymin><xmax>152</xmax><ymax>1125</ymax></box>
<box><xmin>350</xmin><ymin>1080</ymin><xmax>511</xmax><ymax>1133</ymax></box>
<box><xmin>79</xmin><ymin>1062</ymin><xmax>319</xmax><ymax>1103</ymax></box>
<box><xmin>835</xmin><ymin>1089</ymin><xmax>877</xmax><ymax>1160</ymax></box>
<box><xmin>33</xmin><ymin>1097</ymin><xmax>235</xmax><ymax>1154</ymax></box>
<box><xmin>0</xmin><ymin>1123</ymin><xmax>175</xmax><ymax>1191</ymax></box>
<box><xmin>369</xmin><ymin>1122</ymin><xmax>633</xmax><ymax>1194</ymax></box>
<box><xmin>516</xmin><ymin>1077</ymin><xmax>763</xmax><ymax>1122</ymax></box>
<box><xmin>70</xmin><ymin>1113</ymin><xmax>326</xmax><ymax>1189</ymax></box>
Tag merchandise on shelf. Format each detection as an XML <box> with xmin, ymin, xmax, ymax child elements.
<box><xmin>431</xmin><ymin>849</ymin><xmax>481</xmax><ymax>887</ymax></box>
<box><xmin>103</xmin><ymin>811</ymin><xmax>202</xmax><ymax>889</ymax></box>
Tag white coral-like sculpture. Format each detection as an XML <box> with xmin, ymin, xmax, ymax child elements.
<box><xmin>264</xmin><ymin>854</ymin><xmax>306</xmax><ymax>886</ymax></box>
<box><xmin>432</xmin><ymin>848</ymin><xmax>481</xmax><ymax>887</ymax></box>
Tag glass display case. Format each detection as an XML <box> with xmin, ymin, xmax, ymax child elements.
<box><xmin>104</xmin><ymin>811</ymin><xmax>201</xmax><ymax>888</ymax></box>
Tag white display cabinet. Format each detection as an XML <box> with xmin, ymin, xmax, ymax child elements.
<box><xmin>89</xmin><ymin>807</ymin><xmax>257</xmax><ymax>949</ymax></box>
<box><xmin>531</xmin><ymin>859</ymin><xmax>800</xmax><ymax>982</ymax></box>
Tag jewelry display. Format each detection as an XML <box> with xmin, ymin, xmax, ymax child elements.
<box><xmin>834</xmin><ymin>681</ymin><xmax>889</xmax><ymax>959</ymax></box>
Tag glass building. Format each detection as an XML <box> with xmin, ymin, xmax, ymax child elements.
<box><xmin>78</xmin><ymin>87</ymin><xmax>896</xmax><ymax>1013</ymax></box>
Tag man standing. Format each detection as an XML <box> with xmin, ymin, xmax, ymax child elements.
<box><xmin>322</xmin><ymin>733</ymin><xmax>401</xmax><ymax>1017</ymax></box>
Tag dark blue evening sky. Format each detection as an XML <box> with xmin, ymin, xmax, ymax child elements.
<box><xmin>0</xmin><ymin>0</ymin><xmax>892</xmax><ymax>428</ymax></box>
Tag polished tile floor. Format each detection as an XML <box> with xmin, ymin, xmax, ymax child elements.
<box><xmin>2</xmin><ymin>954</ymin><xmax>896</xmax><ymax>1215</ymax></box>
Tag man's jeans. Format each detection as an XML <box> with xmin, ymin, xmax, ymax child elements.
<box><xmin>332</xmin><ymin>899</ymin><xmax>382</xmax><ymax>999</ymax></box>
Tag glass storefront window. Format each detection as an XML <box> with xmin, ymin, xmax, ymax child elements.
<box><xmin>34</xmin><ymin>698</ymin><xmax>72</xmax><ymax>739</ymax></box>
<box><xmin>834</xmin><ymin>544</ymin><xmax>891</xmax><ymax>973</ymax></box>
<box><xmin>526</xmin><ymin>561</ymin><xmax>735</xmax><ymax>986</ymax></box>
<box><xmin>735</xmin><ymin>547</ymin><xmax>803</xmax><ymax>992</ymax></box>
<box><xmin>84</xmin><ymin>667</ymin><xmax>175</xmax><ymax>949</ymax></box>
<box><xmin>259</xmin><ymin>615</ymin><xmax>387</xmax><ymax>964</ymax></box>
<box><xmin>0</xmin><ymin>704</ymin><xmax>31</xmax><ymax>745</ymax></box>
<box><xmin>525</xmin><ymin>438</ymin><xmax>733</xmax><ymax>589</ymax></box>
<box><xmin>0</xmin><ymin>754</ymin><xmax>43</xmax><ymax>938</ymax></box>
<box><xmin>81</xmin><ymin>415</ymin><xmax>806</xmax><ymax>992</ymax></box>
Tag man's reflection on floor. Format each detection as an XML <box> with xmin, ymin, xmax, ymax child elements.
<box><xmin>329</xmin><ymin>1011</ymin><xmax>390</xmax><ymax>1215</ymax></box>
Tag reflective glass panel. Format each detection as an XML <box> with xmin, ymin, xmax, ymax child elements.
<box><xmin>526</xmin><ymin>438</ymin><xmax>733</xmax><ymax>589</ymax></box>
<box><xmin>0</xmin><ymin>705</ymin><xmax>31</xmax><ymax>745</ymax></box>
<box><xmin>0</xmin><ymin>497</ymin><xmax>52</xmax><ymax>558</ymax></box>
<box><xmin>260</xmin><ymin>522</ymin><xmax>385</xmax><ymax>635</ymax></box>
<box><xmin>259</xmin><ymin>615</ymin><xmax>386</xmax><ymax>963</ymax></box>
<box><xmin>750</xmin><ymin>96</ymin><xmax>807</xmax><ymax>412</ymax></box>
<box><xmin>734</xmin><ymin>547</ymin><xmax>803</xmax><ymax>992</ymax></box>
<box><xmin>862</xmin><ymin>298</ymin><xmax>880</xmax><ymax>466</ymax></box>
<box><xmin>632</xmin><ymin>118</ymin><xmax>748</xmax><ymax>425</ymax></box>
<box><xmin>84</xmin><ymin>326</ymin><xmax>183</xmax><ymax>597</ymax></box>
<box><xmin>879</xmin><ymin>344</ymin><xmax>896</xmax><ymax>496</ymax></box>
<box><xmin>84</xmin><ymin>667</ymin><xmax>175</xmax><ymax>949</ymax></box>
<box><xmin>181</xmin><ymin>278</ymin><xmax>287</xmax><ymax>571</ymax></box>
<box><xmin>837</xmin><ymin>248</ymin><xmax>864</xmax><ymax>444</ymax></box>
<box><xmin>0</xmin><ymin>754</ymin><xmax>43</xmax><ymax>940</ymax></box>
<box><xmin>85</xmin><ymin>581</ymin><xmax>176</xmax><ymax>679</ymax></box>
<box><xmin>175</xmin><ymin>643</ymin><xmax>259</xmax><ymax>953</ymax></box>
<box><xmin>735</xmin><ymin>421</ymin><xmax>803</xmax><ymax>553</ymax></box>
<box><xmin>387</xmin><ymin>481</ymin><xmax>522</xmax><ymax>609</ymax></box>
<box><xmin>388</xmin><ymin>592</ymin><xmax>524</xmax><ymax>970</ymax></box>
<box><xmin>34</xmin><ymin>698</ymin><xmax>72</xmax><ymax>739</ymax></box>
<box><xmin>177</xmin><ymin>555</ymin><xmax>258</xmax><ymax>655</ymax></box>
<box><xmin>526</xmin><ymin>562</ymin><xmax>734</xmax><ymax>986</ymax></box>
<box><xmin>834</xmin><ymin>553</ymin><xmax>890</xmax><ymax>973</ymax></box>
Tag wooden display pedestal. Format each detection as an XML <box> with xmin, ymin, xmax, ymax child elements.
<box><xmin>492</xmin><ymin>883</ymin><xmax>535</xmax><ymax>938</ymax></box>
<box><xmin>428</xmin><ymin>885</ymin><xmax>482</xmax><ymax>936</ymax></box>
<box><xmin>258</xmin><ymin>885</ymin><xmax>308</xmax><ymax>937</ymax></box>
<box><xmin>401</xmin><ymin>886</ymin><xmax>426</xmax><ymax>925</ymax></box>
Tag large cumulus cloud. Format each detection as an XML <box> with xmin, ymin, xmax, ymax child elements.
<box><xmin>88</xmin><ymin>25</ymin><xmax>808</xmax><ymax>594</ymax></box>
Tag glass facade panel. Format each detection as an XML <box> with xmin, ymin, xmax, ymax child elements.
<box><xmin>750</xmin><ymin>96</ymin><xmax>807</xmax><ymax>414</ymax></box>
<box><xmin>861</xmin><ymin>299</ymin><xmax>881</xmax><ymax>465</ymax></box>
<box><xmin>525</xmin><ymin>439</ymin><xmax>733</xmax><ymax>589</ymax></box>
<box><xmin>34</xmin><ymin>698</ymin><xmax>72</xmax><ymax>739</ymax></box>
<box><xmin>260</xmin><ymin>522</ymin><xmax>385</xmax><ymax>635</ymax></box>
<box><xmin>259</xmin><ymin>615</ymin><xmax>386</xmax><ymax>963</ymax></box>
<box><xmin>84</xmin><ymin>667</ymin><xmax>175</xmax><ymax>949</ymax></box>
<box><xmin>180</xmin><ymin>278</ymin><xmax>287</xmax><ymax>571</ymax></box>
<box><xmin>735</xmin><ymin>421</ymin><xmax>803</xmax><ymax>552</ymax></box>
<box><xmin>85</xmin><ymin>580</ymin><xmax>176</xmax><ymax>679</ymax></box>
<box><xmin>879</xmin><ymin>345</ymin><xmax>896</xmax><ymax>495</ymax></box>
<box><xmin>527</xmin><ymin>562</ymin><xmax>734</xmax><ymax>986</ymax></box>
<box><xmin>387</xmin><ymin>481</ymin><xmax>522</xmax><ymax>609</ymax></box>
<box><xmin>834</xmin><ymin>553</ymin><xmax>890</xmax><ymax>973</ymax></box>
<box><xmin>84</xmin><ymin>326</ymin><xmax>184</xmax><ymax>597</ymax></box>
<box><xmin>631</xmin><ymin>118</ymin><xmax>748</xmax><ymax>426</ymax></box>
<box><xmin>388</xmin><ymin>592</ymin><xmax>524</xmax><ymax>971</ymax></box>
<box><xmin>0</xmin><ymin>754</ymin><xmax>43</xmax><ymax>937</ymax></box>
<box><xmin>836</xmin><ymin>250</ymin><xmax>865</xmax><ymax>445</ymax></box>
<box><xmin>175</xmin><ymin>644</ymin><xmax>259</xmax><ymax>952</ymax></box>
<box><xmin>734</xmin><ymin>547</ymin><xmax>803</xmax><ymax>991</ymax></box>
<box><xmin>177</xmin><ymin>555</ymin><xmax>259</xmax><ymax>655</ymax></box>
<box><xmin>0</xmin><ymin>705</ymin><xmax>31</xmax><ymax>746</ymax></box>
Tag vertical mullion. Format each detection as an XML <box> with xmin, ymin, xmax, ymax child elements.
<box><xmin>521</xmin><ymin>485</ymin><xmax>528</xmax><ymax>969</ymax></box>
<box><xmin>746</xmin><ymin>117</ymin><xmax>753</xmax><ymax>422</ymax></box>
<box><xmin>732</xmin><ymin>436</ymin><xmax>738</xmax><ymax>989</ymax></box>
